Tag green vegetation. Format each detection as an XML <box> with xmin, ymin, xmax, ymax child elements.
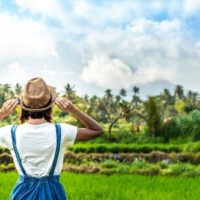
<box><xmin>0</xmin><ymin>83</ymin><xmax>200</xmax><ymax>144</ymax></box>
<box><xmin>0</xmin><ymin>83</ymin><xmax>200</xmax><ymax>198</ymax></box>
<box><xmin>0</xmin><ymin>172</ymin><xmax>200</xmax><ymax>200</ymax></box>
<box><xmin>69</xmin><ymin>143</ymin><xmax>182</xmax><ymax>153</ymax></box>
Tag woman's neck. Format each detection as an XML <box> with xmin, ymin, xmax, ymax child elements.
<box><xmin>26</xmin><ymin>118</ymin><xmax>48</xmax><ymax>125</ymax></box>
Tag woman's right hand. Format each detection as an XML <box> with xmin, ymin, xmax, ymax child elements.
<box><xmin>0</xmin><ymin>99</ymin><xmax>19</xmax><ymax>120</ymax></box>
<box><xmin>55</xmin><ymin>97</ymin><xmax>78</xmax><ymax>113</ymax></box>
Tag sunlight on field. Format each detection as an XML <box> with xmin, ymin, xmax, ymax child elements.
<box><xmin>0</xmin><ymin>172</ymin><xmax>200</xmax><ymax>200</ymax></box>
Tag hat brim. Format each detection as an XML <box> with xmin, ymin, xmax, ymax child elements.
<box><xmin>19</xmin><ymin>84</ymin><xmax>57</xmax><ymax>112</ymax></box>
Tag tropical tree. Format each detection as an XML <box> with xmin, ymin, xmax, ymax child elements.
<box><xmin>14</xmin><ymin>83</ymin><xmax>22</xmax><ymax>97</ymax></box>
<box><xmin>99</xmin><ymin>88</ymin><xmax>135</xmax><ymax>141</ymax></box>
<box><xmin>119</xmin><ymin>88</ymin><xmax>127</xmax><ymax>97</ymax></box>
<box><xmin>161</xmin><ymin>89</ymin><xmax>173</xmax><ymax>105</ymax></box>
<box><xmin>134</xmin><ymin>96</ymin><xmax>163</xmax><ymax>137</ymax></box>
<box><xmin>159</xmin><ymin>88</ymin><xmax>177</xmax><ymax>118</ymax></box>
<box><xmin>174</xmin><ymin>85</ymin><xmax>184</xmax><ymax>100</ymax></box>
<box><xmin>144</xmin><ymin>96</ymin><xmax>163</xmax><ymax>137</ymax></box>
<box><xmin>185</xmin><ymin>91</ymin><xmax>200</xmax><ymax>113</ymax></box>
<box><xmin>132</xmin><ymin>86</ymin><xmax>141</xmax><ymax>106</ymax></box>
<box><xmin>63</xmin><ymin>83</ymin><xmax>76</xmax><ymax>101</ymax></box>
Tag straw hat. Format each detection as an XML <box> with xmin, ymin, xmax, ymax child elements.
<box><xmin>20</xmin><ymin>77</ymin><xmax>57</xmax><ymax>112</ymax></box>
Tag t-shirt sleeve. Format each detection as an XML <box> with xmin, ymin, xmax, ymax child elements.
<box><xmin>0</xmin><ymin>125</ymin><xmax>12</xmax><ymax>148</ymax></box>
<box><xmin>60</xmin><ymin>123</ymin><xmax>78</xmax><ymax>147</ymax></box>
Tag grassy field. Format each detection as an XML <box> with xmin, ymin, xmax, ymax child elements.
<box><xmin>0</xmin><ymin>172</ymin><xmax>200</xmax><ymax>200</ymax></box>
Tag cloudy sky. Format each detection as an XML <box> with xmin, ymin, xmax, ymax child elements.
<box><xmin>0</xmin><ymin>0</ymin><xmax>199</xmax><ymax>98</ymax></box>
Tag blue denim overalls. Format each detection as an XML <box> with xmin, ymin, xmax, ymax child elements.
<box><xmin>10</xmin><ymin>123</ymin><xmax>67</xmax><ymax>200</ymax></box>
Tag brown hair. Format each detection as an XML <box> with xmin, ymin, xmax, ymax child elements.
<box><xmin>20</xmin><ymin>108</ymin><xmax>52</xmax><ymax>123</ymax></box>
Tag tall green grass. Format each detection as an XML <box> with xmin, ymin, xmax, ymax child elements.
<box><xmin>0</xmin><ymin>172</ymin><xmax>200</xmax><ymax>200</ymax></box>
<box><xmin>69</xmin><ymin>143</ymin><xmax>183</xmax><ymax>153</ymax></box>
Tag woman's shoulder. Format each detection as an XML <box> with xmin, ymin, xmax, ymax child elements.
<box><xmin>59</xmin><ymin>123</ymin><xmax>77</xmax><ymax>129</ymax></box>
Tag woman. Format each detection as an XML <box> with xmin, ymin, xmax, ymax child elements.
<box><xmin>0</xmin><ymin>77</ymin><xmax>104</xmax><ymax>200</ymax></box>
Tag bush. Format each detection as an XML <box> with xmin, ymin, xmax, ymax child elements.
<box><xmin>0</xmin><ymin>148</ymin><xmax>9</xmax><ymax>154</ymax></box>
<box><xmin>101</xmin><ymin>160</ymin><xmax>119</xmax><ymax>169</ymax></box>
<box><xmin>0</xmin><ymin>153</ymin><xmax>13</xmax><ymax>164</ymax></box>
<box><xmin>145</xmin><ymin>151</ymin><xmax>168</xmax><ymax>162</ymax></box>
<box><xmin>131</xmin><ymin>165</ymin><xmax>160</xmax><ymax>176</ymax></box>
<box><xmin>168</xmin><ymin>163</ymin><xmax>195</xmax><ymax>176</ymax></box>
<box><xmin>131</xmin><ymin>158</ymin><xmax>152</xmax><ymax>169</ymax></box>
<box><xmin>116</xmin><ymin>164</ymin><xmax>130</xmax><ymax>174</ymax></box>
<box><xmin>159</xmin><ymin>161</ymin><xmax>168</xmax><ymax>169</ymax></box>
<box><xmin>160</xmin><ymin>118</ymin><xmax>179</xmax><ymax>143</ymax></box>
<box><xmin>63</xmin><ymin>164</ymin><xmax>100</xmax><ymax>174</ymax></box>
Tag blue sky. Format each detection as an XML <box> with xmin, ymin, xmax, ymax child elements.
<box><xmin>0</xmin><ymin>0</ymin><xmax>200</xmax><ymax>98</ymax></box>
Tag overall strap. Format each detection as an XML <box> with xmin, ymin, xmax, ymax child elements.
<box><xmin>49</xmin><ymin>123</ymin><xmax>61</xmax><ymax>176</ymax></box>
<box><xmin>11</xmin><ymin>125</ymin><xmax>27</xmax><ymax>176</ymax></box>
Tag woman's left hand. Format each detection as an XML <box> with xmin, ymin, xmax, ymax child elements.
<box><xmin>0</xmin><ymin>99</ymin><xmax>19</xmax><ymax>120</ymax></box>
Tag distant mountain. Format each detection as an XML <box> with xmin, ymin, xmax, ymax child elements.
<box><xmin>138</xmin><ymin>80</ymin><xmax>175</xmax><ymax>99</ymax></box>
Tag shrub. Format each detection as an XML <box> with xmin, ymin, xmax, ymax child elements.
<box><xmin>145</xmin><ymin>151</ymin><xmax>168</xmax><ymax>162</ymax></box>
<box><xmin>175</xmin><ymin>153</ymin><xmax>194</xmax><ymax>163</ymax></box>
<box><xmin>131</xmin><ymin>165</ymin><xmax>160</xmax><ymax>176</ymax></box>
<box><xmin>63</xmin><ymin>164</ymin><xmax>100</xmax><ymax>174</ymax></box>
<box><xmin>159</xmin><ymin>161</ymin><xmax>168</xmax><ymax>169</ymax></box>
<box><xmin>101</xmin><ymin>160</ymin><xmax>119</xmax><ymax>169</ymax></box>
<box><xmin>116</xmin><ymin>164</ymin><xmax>130</xmax><ymax>174</ymax></box>
<box><xmin>0</xmin><ymin>153</ymin><xmax>13</xmax><ymax>164</ymax></box>
<box><xmin>131</xmin><ymin>158</ymin><xmax>151</xmax><ymax>169</ymax></box>
<box><xmin>160</xmin><ymin>118</ymin><xmax>179</xmax><ymax>143</ymax></box>
<box><xmin>168</xmin><ymin>163</ymin><xmax>195</xmax><ymax>176</ymax></box>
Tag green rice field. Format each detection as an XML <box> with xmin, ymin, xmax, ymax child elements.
<box><xmin>0</xmin><ymin>172</ymin><xmax>199</xmax><ymax>200</ymax></box>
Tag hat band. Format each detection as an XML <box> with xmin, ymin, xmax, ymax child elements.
<box><xmin>21</xmin><ymin>97</ymin><xmax>54</xmax><ymax>112</ymax></box>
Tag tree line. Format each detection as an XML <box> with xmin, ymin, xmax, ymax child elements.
<box><xmin>0</xmin><ymin>83</ymin><xmax>199</xmax><ymax>143</ymax></box>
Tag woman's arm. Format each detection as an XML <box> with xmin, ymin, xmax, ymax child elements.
<box><xmin>55</xmin><ymin>98</ymin><xmax>104</xmax><ymax>141</ymax></box>
<box><xmin>0</xmin><ymin>99</ymin><xmax>18</xmax><ymax>121</ymax></box>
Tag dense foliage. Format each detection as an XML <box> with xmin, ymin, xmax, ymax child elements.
<box><xmin>0</xmin><ymin>83</ymin><xmax>200</xmax><ymax>143</ymax></box>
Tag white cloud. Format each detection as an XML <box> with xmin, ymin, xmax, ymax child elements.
<box><xmin>81</xmin><ymin>54</ymin><xmax>135</xmax><ymax>89</ymax></box>
<box><xmin>81</xmin><ymin>54</ymin><xmax>177</xmax><ymax>90</ymax></box>
<box><xmin>80</xmin><ymin>18</ymin><xmax>199</xmax><ymax>91</ymax></box>
<box><xmin>0</xmin><ymin>62</ymin><xmax>30</xmax><ymax>86</ymax></box>
<box><xmin>0</xmin><ymin>1</ymin><xmax>200</xmax><ymax>95</ymax></box>
<box><xmin>183</xmin><ymin>0</ymin><xmax>200</xmax><ymax>15</ymax></box>
<box><xmin>15</xmin><ymin>0</ymin><xmax>64</xmax><ymax>21</ymax></box>
<box><xmin>73</xmin><ymin>0</ymin><xmax>91</xmax><ymax>17</ymax></box>
<box><xmin>0</xmin><ymin>13</ymin><xmax>57</xmax><ymax>64</ymax></box>
<box><xmin>41</xmin><ymin>66</ymin><xmax>56</xmax><ymax>76</ymax></box>
<box><xmin>0</xmin><ymin>61</ymin><xmax>77</xmax><ymax>92</ymax></box>
<box><xmin>135</xmin><ymin>66</ymin><xmax>176</xmax><ymax>84</ymax></box>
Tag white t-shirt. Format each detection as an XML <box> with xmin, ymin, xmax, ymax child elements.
<box><xmin>0</xmin><ymin>122</ymin><xmax>77</xmax><ymax>177</ymax></box>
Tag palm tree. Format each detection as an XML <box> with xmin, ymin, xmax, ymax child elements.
<box><xmin>119</xmin><ymin>88</ymin><xmax>127</xmax><ymax>97</ymax></box>
<box><xmin>14</xmin><ymin>83</ymin><xmax>22</xmax><ymax>97</ymax></box>
<box><xmin>161</xmin><ymin>88</ymin><xmax>174</xmax><ymax>105</ymax></box>
<box><xmin>63</xmin><ymin>83</ymin><xmax>76</xmax><ymax>100</ymax></box>
<box><xmin>144</xmin><ymin>96</ymin><xmax>163</xmax><ymax>137</ymax></box>
<box><xmin>115</xmin><ymin>95</ymin><xmax>121</xmax><ymax>102</ymax></box>
<box><xmin>185</xmin><ymin>90</ymin><xmax>200</xmax><ymax>112</ymax></box>
<box><xmin>133</xmin><ymin>86</ymin><xmax>139</xmax><ymax>95</ymax></box>
<box><xmin>104</xmin><ymin>89</ymin><xmax>113</xmax><ymax>98</ymax></box>
<box><xmin>86</xmin><ymin>95</ymin><xmax>99</xmax><ymax>117</ymax></box>
<box><xmin>84</xmin><ymin>94</ymin><xmax>89</xmax><ymax>103</ymax></box>
<box><xmin>132</xmin><ymin>86</ymin><xmax>140</xmax><ymax>106</ymax></box>
<box><xmin>174</xmin><ymin>85</ymin><xmax>184</xmax><ymax>100</ymax></box>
